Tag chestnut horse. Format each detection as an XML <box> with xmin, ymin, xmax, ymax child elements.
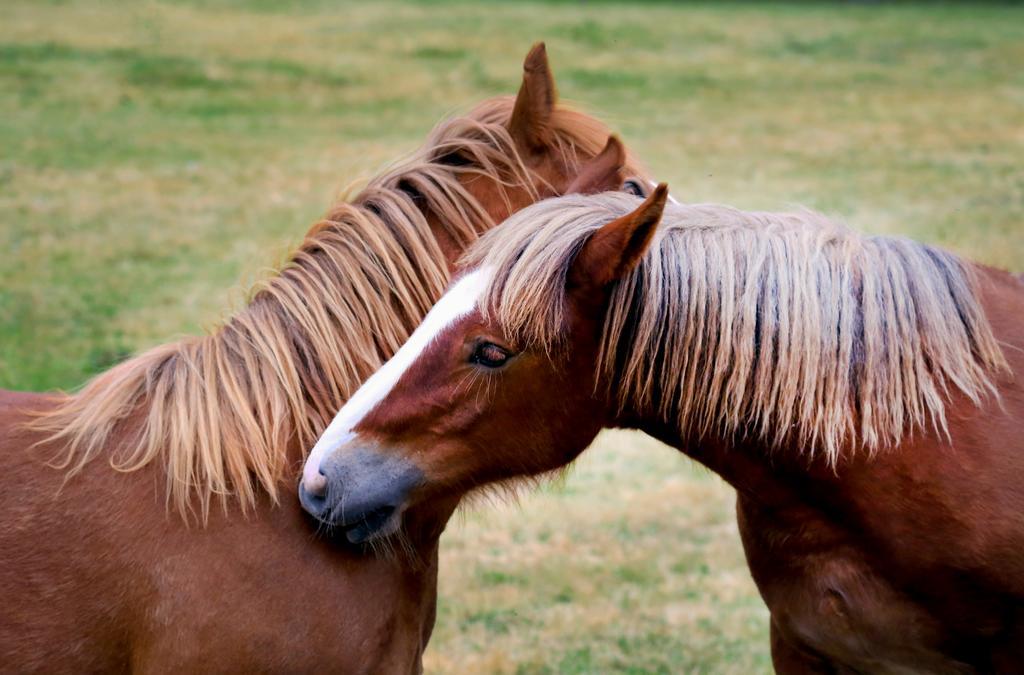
<box><xmin>0</xmin><ymin>44</ymin><xmax>646</xmax><ymax>672</ymax></box>
<box><xmin>302</xmin><ymin>186</ymin><xmax>1024</xmax><ymax>672</ymax></box>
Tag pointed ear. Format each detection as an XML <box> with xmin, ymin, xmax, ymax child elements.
<box><xmin>569</xmin><ymin>184</ymin><xmax>669</xmax><ymax>289</ymax></box>
<box><xmin>509</xmin><ymin>42</ymin><xmax>557</xmax><ymax>154</ymax></box>
<box><xmin>564</xmin><ymin>136</ymin><xmax>627</xmax><ymax>196</ymax></box>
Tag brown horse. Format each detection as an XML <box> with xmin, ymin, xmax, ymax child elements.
<box><xmin>303</xmin><ymin>185</ymin><xmax>1024</xmax><ymax>672</ymax></box>
<box><xmin>0</xmin><ymin>44</ymin><xmax>646</xmax><ymax>673</ymax></box>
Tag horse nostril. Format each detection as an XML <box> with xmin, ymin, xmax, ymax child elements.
<box><xmin>304</xmin><ymin>471</ymin><xmax>328</xmax><ymax>497</ymax></box>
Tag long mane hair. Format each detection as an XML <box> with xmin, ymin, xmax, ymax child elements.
<box><xmin>32</xmin><ymin>97</ymin><xmax>622</xmax><ymax>519</ymax></box>
<box><xmin>471</xmin><ymin>192</ymin><xmax>1008</xmax><ymax>462</ymax></box>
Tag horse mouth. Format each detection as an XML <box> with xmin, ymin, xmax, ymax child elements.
<box><xmin>342</xmin><ymin>505</ymin><xmax>397</xmax><ymax>544</ymax></box>
<box><xmin>297</xmin><ymin>483</ymin><xmax>403</xmax><ymax>544</ymax></box>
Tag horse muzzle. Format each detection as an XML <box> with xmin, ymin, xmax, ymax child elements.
<box><xmin>298</xmin><ymin>445</ymin><xmax>423</xmax><ymax>544</ymax></box>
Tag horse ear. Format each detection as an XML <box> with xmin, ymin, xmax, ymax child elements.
<box><xmin>570</xmin><ymin>184</ymin><xmax>669</xmax><ymax>289</ymax></box>
<box><xmin>564</xmin><ymin>136</ymin><xmax>627</xmax><ymax>196</ymax></box>
<box><xmin>509</xmin><ymin>42</ymin><xmax>557</xmax><ymax>154</ymax></box>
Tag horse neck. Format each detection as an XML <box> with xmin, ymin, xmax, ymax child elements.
<box><xmin>602</xmin><ymin>210</ymin><xmax>1008</xmax><ymax>473</ymax></box>
<box><xmin>619</xmin><ymin>263</ymin><xmax>1020</xmax><ymax>511</ymax></box>
<box><xmin>225</xmin><ymin>215</ymin><xmax>455</xmax><ymax>446</ymax></box>
<box><xmin>620</xmin><ymin>416</ymin><xmax>845</xmax><ymax>524</ymax></box>
<box><xmin>40</xmin><ymin>198</ymin><xmax>463</xmax><ymax>521</ymax></box>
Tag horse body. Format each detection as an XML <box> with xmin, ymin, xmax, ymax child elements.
<box><xmin>303</xmin><ymin>186</ymin><xmax>1024</xmax><ymax>673</ymax></box>
<box><xmin>2</xmin><ymin>44</ymin><xmax>641</xmax><ymax>671</ymax></box>
<box><xmin>1</xmin><ymin>389</ymin><xmax>446</xmax><ymax>673</ymax></box>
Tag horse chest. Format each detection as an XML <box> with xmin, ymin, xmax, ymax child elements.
<box><xmin>119</xmin><ymin>507</ymin><xmax>441</xmax><ymax>675</ymax></box>
<box><xmin>137</xmin><ymin>552</ymin><xmax>431</xmax><ymax>674</ymax></box>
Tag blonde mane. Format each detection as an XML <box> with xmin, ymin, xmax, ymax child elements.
<box><xmin>471</xmin><ymin>192</ymin><xmax>1008</xmax><ymax>462</ymax></box>
<box><xmin>32</xmin><ymin>96</ymin><xmax>624</xmax><ymax>519</ymax></box>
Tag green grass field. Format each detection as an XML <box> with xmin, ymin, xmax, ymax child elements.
<box><xmin>2</xmin><ymin>2</ymin><xmax>1022</xmax><ymax>672</ymax></box>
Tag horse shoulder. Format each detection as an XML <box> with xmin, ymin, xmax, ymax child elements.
<box><xmin>737</xmin><ymin>495</ymin><xmax>979</xmax><ymax>674</ymax></box>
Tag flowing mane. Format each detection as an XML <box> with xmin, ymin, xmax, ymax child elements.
<box><xmin>470</xmin><ymin>192</ymin><xmax>1008</xmax><ymax>462</ymax></box>
<box><xmin>32</xmin><ymin>96</ymin><xmax>622</xmax><ymax>519</ymax></box>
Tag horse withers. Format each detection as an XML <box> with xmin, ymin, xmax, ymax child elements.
<box><xmin>0</xmin><ymin>44</ymin><xmax>647</xmax><ymax>673</ymax></box>
<box><xmin>303</xmin><ymin>183</ymin><xmax>1024</xmax><ymax>671</ymax></box>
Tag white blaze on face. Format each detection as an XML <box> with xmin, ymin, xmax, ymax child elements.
<box><xmin>301</xmin><ymin>267</ymin><xmax>493</xmax><ymax>492</ymax></box>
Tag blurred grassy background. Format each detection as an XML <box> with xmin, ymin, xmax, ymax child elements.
<box><xmin>2</xmin><ymin>1</ymin><xmax>1021</xmax><ymax>672</ymax></box>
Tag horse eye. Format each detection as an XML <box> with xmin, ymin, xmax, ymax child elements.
<box><xmin>622</xmin><ymin>179</ymin><xmax>646</xmax><ymax>197</ymax></box>
<box><xmin>470</xmin><ymin>341</ymin><xmax>512</xmax><ymax>369</ymax></box>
